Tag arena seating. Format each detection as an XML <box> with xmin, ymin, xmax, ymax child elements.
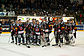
<box><xmin>0</xmin><ymin>0</ymin><xmax>83</xmax><ymax>22</ymax></box>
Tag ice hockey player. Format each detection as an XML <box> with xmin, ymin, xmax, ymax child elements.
<box><xmin>30</xmin><ymin>19</ymin><xmax>36</xmax><ymax>45</ymax></box>
<box><xmin>0</xmin><ymin>21</ymin><xmax>2</xmax><ymax>34</ymax></box>
<box><xmin>52</xmin><ymin>19</ymin><xmax>64</xmax><ymax>47</ymax></box>
<box><xmin>69</xmin><ymin>19</ymin><xmax>77</xmax><ymax>45</ymax></box>
<box><xmin>25</xmin><ymin>19</ymin><xmax>31</xmax><ymax>45</ymax></box>
<box><xmin>60</xmin><ymin>19</ymin><xmax>65</xmax><ymax>46</ymax></box>
<box><xmin>34</xmin><ymin>20</ymin><xmax>41</xmax><ymax>46</ymax></box>
<box><xmin>42</xmin><ymin>18</ymin><xmax>50</xmax><ymax>46</ymax></box>
<box><xmin>72</xmin><ymin>20</ymin><xmax>77</xmax><ymax>38</ymax></box>
<box><xmin>68</xmin><ymin>19</ymin><xmax>75</xmax><ymax>44</ymax></box>
<box><xmin>17</xmin><ymin>19</ymin><xmax>25</xmax><ymax>45</ymax></box>
<box><xmin>64</xmin><ymin>20</ymin><xmax>70</xmax><ymax>45</ymax></box>
<box><xmin>10</xmin><ymin>21</ymin><xmax>15</xmax><ymax>43</ymax></box>
<box><xmin>14</xmin><ymin>20</ymin><xmax>18</xmax><ymax>45</ymax></box>
<box><xmin>52</xmin><ymin>19</ymin><xmax>58</xmax><ymax>46</ymax></box>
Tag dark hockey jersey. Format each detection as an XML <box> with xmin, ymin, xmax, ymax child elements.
<box><xmin>34</xmin><ymin>23</ymin><xmax>41</xmax><ymax>35</ymax></box>
<box><xmin>17</xmin><ymin>23</ymin><xmax>25</xmax><ymax>34</ymax></box>
<box><xmin>25</xmin><ymin>22</ymin><xmax>31</xmax><ymax>34</ymax></box>
<box><xmin>0</xmin><ymin>22</ymin><xmax>2</xmax><ymax>33</ymax></box>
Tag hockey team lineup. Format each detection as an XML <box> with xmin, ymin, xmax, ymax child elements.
<box><xmin>0</xmin><ymin>0</ymin><xmax>84</xmax><ymax>56</ymax></box>
<box><xmin>6</xmin><ymin>17</ymin><xmax>77</xmax><ymax>48</ymax></box>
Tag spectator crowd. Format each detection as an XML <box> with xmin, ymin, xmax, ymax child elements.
<box><xmin>0</xmin><ymin>0</ymin><xmax>84</xmax><ymax>22</ymax></box>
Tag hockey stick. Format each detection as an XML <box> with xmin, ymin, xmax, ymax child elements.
<box><xmin>42</xmin><ymin>33</ymin><xmax>55</xmax><ymax>47</ymax></box>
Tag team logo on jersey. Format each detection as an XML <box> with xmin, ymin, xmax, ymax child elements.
<box><xmin>35</xmin><ymin>28</ymin><xmax>39</xmax><ymax>32</ymax></box>
<box><xmin>61</xmin><ymin>27</ymin><xmax>65</xmax><ymax>30</ymax></box>
<box><xmin>19</xmin><ymin>26</ymin><xmax>23</xmax><ymax>30</ymax></box>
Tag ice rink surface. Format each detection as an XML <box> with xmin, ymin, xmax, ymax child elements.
<box><xmin>0</xmin><ymin>31</ymin><xmax>84</xmax><ymax>56</ymax></box>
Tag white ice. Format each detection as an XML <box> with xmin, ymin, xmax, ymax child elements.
<box><xmin>0</xmin><ymin>31</ymin><xmax>84</xmax><ymax>56</ymax></box>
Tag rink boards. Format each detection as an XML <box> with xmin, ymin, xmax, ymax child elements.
<box><xmin>76</xmin><ymin>25</ymin><xmax>84</xmax><ymax>31</ymax></box>
<box><xmin>1</xmin><ymin>30</ymin><xmax>84</xmax><ymax>34</ymax></box>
